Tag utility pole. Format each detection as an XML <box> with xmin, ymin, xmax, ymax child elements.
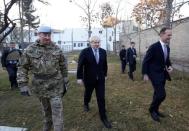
<box><xmin>114</xmin><ymin>0</ymin><xmax>122</xmax><ymax>54</ymax></box>
<box><xmin>138</xmin><ymin>23</ymin><xmax>142</xmax><ymax>66</ymax></box>
<box><xmin>106</xmin><ymin>27</ymin><xmax>108</xmax><ymax>52</ymax></box>
<box><xmin>71</xmin><ymin>28</ymin><xmax>73</xmax><ymax>51</ymax></box>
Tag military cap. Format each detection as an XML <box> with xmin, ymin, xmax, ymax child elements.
<box><xmin>38</xmin><ymin>26</ymin><xmax>52</xmax><ymax>33</ymax></box>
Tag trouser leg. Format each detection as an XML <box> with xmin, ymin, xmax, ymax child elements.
<box><xmin>84</xmin><ymin>86</ymin><xmax>95</xmax><ymax>105</ymax></box>
<box><xmin>50</xmin><ymin>96</ymin><xmax>64</xmax><ymax>131</ymax></box>
<box><xmin>40</xmin><ymin>97</ymin><xmax>53</xmax><ymax>131</ymax></box>
<box><xmin>128</xmin><ymin>65</ymin><xmax>133</xmax><ymax>80</ymax></box>
<box><xmin>121</xmin><ymin>61</ymin><xmax>126</xmax><ymax>73</ymax></box>
<box><xmin>150</xmin><ymin>81</ymin><xmax>166</xmax><ymax>113</ymax></box>
<box><xmin>95</xmin><ymin>80</ymin><xmax>106</xmax><ymax>119</ymax></box>
<box><xmin>6</xmin><ymin>65</ymin><xmax>18</xmax><ymax>89</ymax></box>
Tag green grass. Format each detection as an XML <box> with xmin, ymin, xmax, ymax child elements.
<box><xmin>0</xmin><ymin>53</ymin><xmax>189</xmax><ymax>131</ymax></box>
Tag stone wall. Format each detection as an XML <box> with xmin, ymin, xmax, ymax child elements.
<box><xmin>120</xmin><ymin>17</ymin><xmax>189</xmax><ymax>72</ymax></box>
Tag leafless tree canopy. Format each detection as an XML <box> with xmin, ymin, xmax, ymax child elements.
<box><xmin>0</xmin><ymin>0</ymin><xmax>48</xmax><ymax>44</ymax></box>
<box><xmin>132</xmin><ymin>0</ymin><xmax>189</xmax><ymax>28</ymax></box>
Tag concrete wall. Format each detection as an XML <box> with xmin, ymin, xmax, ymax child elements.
<box><xmin>120</xmin><ymin>17</ymin><xmax>189</xmax><ymax>67</ymax></box>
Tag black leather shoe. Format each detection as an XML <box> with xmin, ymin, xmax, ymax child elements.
<box><xmin>150</xmin><ymin>111</ymin><xmax>160</xmax><ymax>122</ymax></box>
<box><xmin>101</xmin><ymin>118</ymin><xmax>112</xmax><ymax>129</ymax></box>
<box><xmin>84</xmin><ymin>105</ymin><xmax>89</xmax><ymax>112</ymax></box>
<box><xmin>128</xmin><ymin>72</ymin><xmax>134</xmax><ymax>81</ymax></box>
<box><xmin>157</xmin><ymin>111</ymin><xmax>166</xmax><ymax>118</ymax></box>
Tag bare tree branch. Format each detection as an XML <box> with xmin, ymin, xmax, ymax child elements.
<box><xmin>37</xmin><ymin>0</ymin><xmax>49</xmax><ymax>5</ymax></box>
<box><xmin>0</xmin><ymin>0</ymin><xmax>18</xmax><ymax>35</ymax></box>
<box><xmin>172</xmin><ymin>1</ymin><xmax>189</xmax><ymax>18</ymax></box>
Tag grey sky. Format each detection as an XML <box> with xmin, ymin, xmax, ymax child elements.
<box><xmin>34</xmin><ymin>0</ymin><xmax>139</xmax><ymax>29</ymax></box>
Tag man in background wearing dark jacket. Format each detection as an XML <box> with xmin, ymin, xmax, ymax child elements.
<box><xmin>1</xmin><ymin>42</ymin><xmax>22</xmax><ymax>90</ymax></box>
<box><xmin>119</xmin><ymin>45</ymin><xmax>127</xmax><ymax>74</ymax></box>
<box><xmin>127</xmin><ymin>42</ymin><xmax>137</xmax><ymax>80</ymax></box>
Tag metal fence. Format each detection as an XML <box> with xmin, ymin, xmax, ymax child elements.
<box><xmin>61</xmin><ymin>45</ymin><xmax>73</xmax><ymax>53</ymax></box>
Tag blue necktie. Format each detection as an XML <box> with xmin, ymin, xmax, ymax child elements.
<box><xmin>94</xmin><ymin>49</ymin><xmax>99</xmax><ymax>64</ymax></box>
<box><xmin>164</xmin><ymin>45</ymin><xmax>167</xmax><ymax>61</ymax></box>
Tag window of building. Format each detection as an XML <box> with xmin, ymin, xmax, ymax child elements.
<box><xmin>58</xmin><ymin>41</ymin><xmax>61</xmax><ymax>44</ymax></box>
<box><xmin>81</xmin><ymin>43</ymin><xmax>83</xmax><ymax>47</ymax></box>
<box><xmin>109</xmin><ymin>36</ymin><xmax>112</xmax><ymax>41</ymax></box>
<box><xmin>78</xmin><ymin>43</ymin><xmax>80</xmax><ymax>47</ymax></box>
<box><xmin>99</xmin><ymin>30</ymin><xmax>103</xmax><ymax>34</ymax></box>
<box><xmin>34</xmin><ymin>32</ymin><xmax>37</xmax><ymax>36</ymax></box>
<box><xmin>74</xmin><ymin>43</ymin><xmax>76</xmax><ymax>47</ymax></box>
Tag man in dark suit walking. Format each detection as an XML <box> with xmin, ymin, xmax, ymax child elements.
<box><xmin>127</xmin><ymin>42</ymin><xmax>137</xmax><ymax>80</ymax></box>
<box><xmin>142</xmin><ymin>27</ymin><xmax>173</xmax><ymax>122</ymax></box>
<box><xmin>119</xmin><ymin>45</ymin><xmax>127</xmax><ymax>74</ymax></box>
<box><xmin>77</xmin><ymin>36</ymin><xmax>112</xmax><ymax>128</ymax></box>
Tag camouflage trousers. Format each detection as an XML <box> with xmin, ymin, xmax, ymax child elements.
<box><xmin>40</xmin><ymin>96</ymin><xmax>64</xmax><ymax>131</ymax></box>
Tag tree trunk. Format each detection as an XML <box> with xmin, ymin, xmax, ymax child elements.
<box><xmin>28</xmin><ymin>25</ymin><xmax>31</xmax><ymax>44</ymax></box>
<box><xmin>113</xmin><ymin>25</ymin><xmax>116</xmax><ymax>54</ymax></box>
<box><xmin>19</xmin><ymin>0</ymin><xmax>24</xmax><ymax>44</ymax></box>
<box><xmin>0</xmin><ymin>0</ymin><xmax>18</xmax><ymax>44</ymax></box>
<box><xmin>138</xmin><ymin>24</ymin><xmax>142</xmax><ymax>65</ymax></box>
<box><xmin>87</xmin><ymin>4</ymin><xmax>91</xmax><ymax>41</ymax></box>
<box><xmin>106</xmin><ymin>27</ymin><xmax>108</xmax><ymax>52</ymax></box>
<box><xmin>164</xmin><ymin>0</ymin><xmax>173</xmax><ymax>27</ymax></box>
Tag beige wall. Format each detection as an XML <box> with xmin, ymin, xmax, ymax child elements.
<box><xmin>120</xmin><ymin>17</ymin><xmax>189</xmax><ymax>65</ymax></box>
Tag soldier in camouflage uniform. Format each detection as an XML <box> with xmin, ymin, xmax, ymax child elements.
<box><xmin>17</xmin><ymin>26</ymin><xmax>68</xmax><ymax>131</ymax></box>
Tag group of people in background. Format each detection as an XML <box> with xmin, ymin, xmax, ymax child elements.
<box><xmin>119</xmin><ymin>41</ymin><xmax>137</xmax><ymax>80</ymax></box>
<box><xmin>0</xmin><ymin>26</ymin><xmax>173</xmax><ymax>130</ymax></box>
<box><xmin>119</xmin><ymin>27</ymin><xmax>173</xmax><ymax>123</ymax></box>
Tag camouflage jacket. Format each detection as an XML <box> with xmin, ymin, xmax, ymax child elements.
<box><xmin>17</xmin><ymin>40</ymin><xmax>68</xmax><ymax>98</ymax></box>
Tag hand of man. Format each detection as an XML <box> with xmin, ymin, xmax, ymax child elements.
<box><xmin>77</xmin><ymin>79</ymin><xmax>83</xmax><ymax>85</ymax></box>
<box><xmin>2</xmin><ymin>67</ymin><xmax>6</xmax><ymax>70</ymax></box>
<box><xmin>62</xmin><ymin>77</ymin><xmax>69</xmax><ymax>97</ymax></box>
<box><xmin>143</xmin><ymin>74</ymin><xmax>149</xmax><ymax>81</ymax></box>
<box><xmin>167</xmin><ymin>66</ymin><xmax>173</xmax><ymax>73</ymax></box>
<box><xmin>20</xmin><ymin>86</ymin><xmax>30</xmax><ymax>96</ymax></box>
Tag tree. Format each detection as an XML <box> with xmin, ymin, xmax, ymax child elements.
<box><xmin>22</xmin><ymin>0</ymin><xmax>40</xmax><ymax>29</ymax></box>
<box><xmin>100</xmin><ymin>2</ymin><xmax>114</xmax><ymax>24</ymax></box>
<box><xmin>132</xmin><ymin>0</ymin><xmax>166</xmax><ymax>28</ymax></box>
<box><xmin>164</xmin><ymin>0</ymin><xmax>189</xmax><ymax>27</ymax></box>
<box><xmin>69</xmin><ymin>0</ymin><xmax>98</xmax><ymax>40</ymax></box>
<box><xmin>22</xmin><ymin>0</ymin><xmax>40</xmax><ymax>43</ymax></box>
<box><xmin>0</xmin><ymin>0</ymin><xmax>18</xmax><ymax>44</ymax></box>
<box><xmin>100</xmin><ymin>2</ymin><xmax>114</xmax><ymax>52</ymax></box>
<box><xmin>113</xmin><ymin>0</ymin><xmax>122</xmax><ymax>54</ymax></box>
<box><xmin>99</xmin><ymin>1</ymin><xmax>121</xmax><ymax>53</ymax></box>
<box><xmin>132</xmin><ymin>0</ymin><xmax>189</xmax><ymax>28</ymax></box>
<box><xmin>164</xmin><ymin>0</ymin><xmax>173</xmax><ymax>27</ymax></box>
<box><xmin>0</xmin><ymin>0</ymin><xmax>48</xmax><ymax>44</ymax></box>
<box><xmin>9</xmin><ymin>27</ymin><xmax>29</xmax><ymax>44</ymax></box>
